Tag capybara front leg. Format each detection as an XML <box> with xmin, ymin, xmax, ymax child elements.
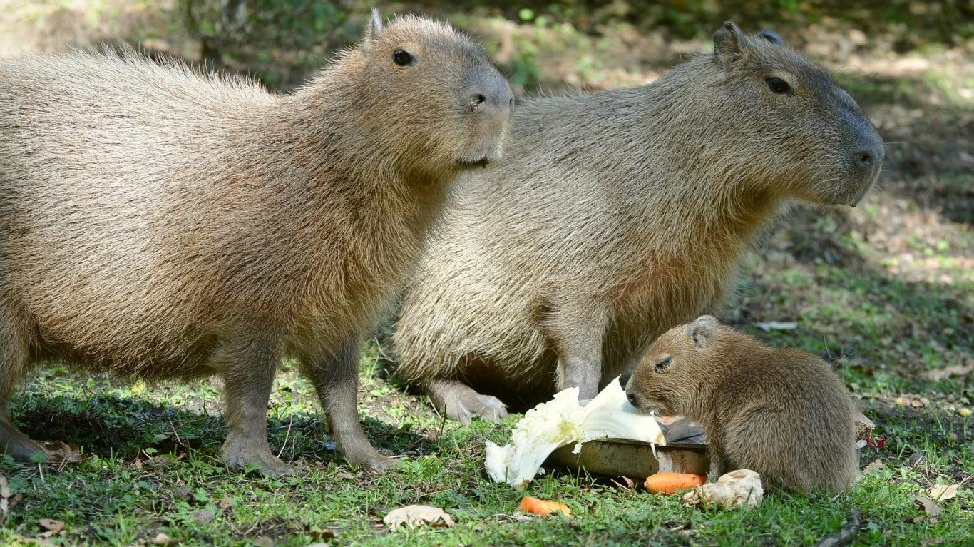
<box><xmin>302</xmin><ymin>336</ymin><xmax>397</xmax><ymax>472</ymax></box>
<box><xmin>548</xmin><ymin>306</ymin><xmax>608</xmax><ymax>401</ymax></box>
<box><xmin>220</xmin><ymin>337</ymin><xmax>293</xmax><ymax>475</ymax></box>
<box><xmin>427</xmin><ymin>379</ymin><xmax>508</xmax><ymax>423</ymax></box>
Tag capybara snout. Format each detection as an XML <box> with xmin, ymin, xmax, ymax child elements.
<box><xmin>457</xmin><ymin>64</ymin><xmax>513</xmax><ymax>166</ymax></box>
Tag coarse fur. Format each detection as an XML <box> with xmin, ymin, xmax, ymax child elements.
<box><xmin>0</xmin><ymin>12</ymin><xmax>513</xmax><ymax>473</ymax></box>
<box><xmin>393</xmin><ymin>22</ymin><xmax>883</xmax><ymax>422</ymax></box>
<box><xmin>624</xmin><ymin>315</ymin><xmax>859</xmax><ymax>493</ymax></box>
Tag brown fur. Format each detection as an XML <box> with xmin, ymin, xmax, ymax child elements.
<box><xmin>392</xmin><ymin>22</ymin><xmax>883</xmax><ymax>422</ymax></box>
<box><xmin>625</xmin><ymin>315</ymin><xmax>859</xmax><ymax>493</ymax></box>
<box><xmin>0</xmin><ymin>12</ymin><xmax>512</xmax><ymax>473</ymax></box>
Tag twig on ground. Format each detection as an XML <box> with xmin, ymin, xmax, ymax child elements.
<box><xmin>278</xmin><ymin>414</ymin><xmax>294</xmax><ymax>459</ymax></box>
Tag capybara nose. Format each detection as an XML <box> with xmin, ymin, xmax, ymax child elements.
<box><xmin>855</xmin><ymin>149</ymin><xmax>876</xmax><ymax>170</ymax></box>
<box><xmin>465</xmin><ymin>68</ymin><xmax>514</xmax><ymax>112</ymax></box>
<box><xmin>468</xmin><ymin>92</ymin><xmax>487</xmax><ymax>109</ymax></box>
<box><xmin>618</xmin><ymin>373</ymin><xmax>631</xmax><ymax>388</ymax></box>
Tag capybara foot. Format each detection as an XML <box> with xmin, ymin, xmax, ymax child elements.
<box><xmin>428</xmin><ymin>379</ymin><xmax>508</xmax><ymax>423</ymax></box>
<box><xmin>0</xmin><ymin>421</ymin><xmax>48</xmax><ymax>462</ymax></box>
<box><xmin>222</xmin><ymin>437</ymin><xmax>295</xmax><ymax>476</ymax></box>
<box><xmin>340</xmin><ymin>441</ymin><xmax>398</xmax><ymax>473</ymax></box>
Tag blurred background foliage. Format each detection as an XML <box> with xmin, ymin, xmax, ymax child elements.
<box><xmin>175</xmin><ymin>0</ymin><xmax>974</xmax><ymax>89</ymax></box>
<box><xmin>20</xmin><ymin>0</ymin><xmax>958</xmax><ymax>90</ymax></box>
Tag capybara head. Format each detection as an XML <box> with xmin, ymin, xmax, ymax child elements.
<box><xmin>703</xmin><ymin>22</ymin><xmax>883</xmax><ymax>206</ymax></box>
<box><xmin>624</xmin><ymin>315</ymin><xmax>723</xmax><ymax>414</ymax></box>
<box><xmin>333</xmin><ymin>11</ymin><xmax>512</xmax><ymax>178</ymax></box>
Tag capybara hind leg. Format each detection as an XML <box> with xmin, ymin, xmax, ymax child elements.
<box><xmin>0</xmin><ymin>329</ymin><xmax>45</xmax><ymax>462</ymax></box>
<box><xmin>302</xmin><ymin>336</ymin><xmax>396</xmax><ymax>472</ymax></box>
<box><xmin>0</xmin><ymin>416</ymin><xmax>45</xmax><ymax>462</ymax></box>
<box><xmin>220</xmin><ymin>337</ymin><xmax>293</xmax><ymax>475</ymax></box>
<box><xmin>428</xmin><ymin>379</ymin><xmax>507</xmax><ymax>423</ymax></box>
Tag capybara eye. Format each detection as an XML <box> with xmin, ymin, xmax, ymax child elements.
<box><xmin>393</xmin><ymin>49</ymin><xmax>414</xmax><ymax>66</ymax></box>
<box><xmin>654</xmin><ymin>355</ymin><xmax>673</xmax><ymax>373</ymax></box>
<box><xmin>766</xmin><ymin>77</ymin><xmax>792</xmax><ymax>95</ymax></box>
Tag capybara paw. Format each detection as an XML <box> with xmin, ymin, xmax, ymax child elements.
<box><xmin>340</xmin><ymin>442</ymin><xmax>398</xmax><ymax>473</ymax></box>
<box><xmin>3</xmin><ymin>439</ymin><xmax>48</xmax><ymax>463</ymax></box>
<box><xmin>223</xmin><ymin>442</ymin><xmax>295</xmax><ymax>476</ymax></box>
<box><xmin>445</xmin><ymin>392</ymin><xmax>508</xmax><ymax>424</ymax></box>
<box><xmin>0</xmin><ymin>423</ymin><xmax>47</xmax><ymax>462</ymax></box>
<box><xmin>358</xmin><ymin>452</ymin><xmax>399</xmax><ymax>473</ymax></box>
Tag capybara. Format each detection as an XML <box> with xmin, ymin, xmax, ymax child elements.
<box><xmin>0</xmin><ymin>11</ymin><xmax>513</xmax><ymax>473</ymax></box>
<box><xmin>393</xmin><ymin>22</ymin><xmax>883</xmax><ymax>422</ymax></box>
<box><xmin>625</xmin><ymin>316</ymin><xmax>858</xmax><ymax>493</ymax></box>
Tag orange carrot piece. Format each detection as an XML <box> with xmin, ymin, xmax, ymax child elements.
<box><xmin>517</xmin><ymin>496</ymin><xmax>572</xmax><ymax>517</ymax></box>
<box><xmin>644</xmin><ymin>472</ymin><xmax>706</xmax><ymax>494</ymax></box>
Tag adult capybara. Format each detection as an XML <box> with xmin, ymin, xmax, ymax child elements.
<box><xmin>625</xmin><ymin>316</ymin><xmax>858</xmax><ymax>493</ymax></box>
<box><xmin>393</xmin><ymin>22</ymin><xmax>883</xmax><ymax>422</ymax></box>
<box><xmin>0</xmin><ymin>11</ymin><xmax>513</xmax><ymax>473</ymax></box>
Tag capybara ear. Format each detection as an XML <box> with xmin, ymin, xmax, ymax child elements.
<box><xmin>713</xmin><ymin>21</ymin><xmax>748</xmax><ymax>69</ymax></box>
<box><xmin>363</xmin><ymin>8</ymin><xmax>384</xmax><ymax>46</ymax></box>
<box><xmin>759</xmin><ymin>29</ymin><xmax>784</xmax><ymax>45</ymax></box>
<box><xmin>690</xmin><ymin>315</ymin><xmax>718</xmax><ymax>349</ymax></box>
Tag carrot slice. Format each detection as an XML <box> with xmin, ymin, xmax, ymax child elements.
<box><xmin>644</xmin><ymin>472</ymin><xmax>706</xmax><ymax>494</ymax></box>
<box><xmin>517</xmin><ymin>495</ymin><xmax>572</xmax><ymax>517</ymax></box>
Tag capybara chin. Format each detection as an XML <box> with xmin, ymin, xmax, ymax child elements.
<box><xmin>0</xmin><ymin>11</ymin><xmax>513</xmax><ymax>474</ymax></box>
<box><xmin>393</xmin><ymin>22</ymin><xmax>884</xmax><ymax>422</ymax></box>
<box><xmin>624</xmin><ymin>315</ymin><xmax>859</xmax><ymax>493</ymax></box>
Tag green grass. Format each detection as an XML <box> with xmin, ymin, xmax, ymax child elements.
<box><xmin>1</xmin><ymin>325</ymin><xmax>972</xmax><ymax>547</ymax></box>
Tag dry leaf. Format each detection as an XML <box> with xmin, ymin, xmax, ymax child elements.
<box><xmin>38</xmin><ymin>518</ymin><xmax>65</xmax><ymax>533</ymax></box>
<box><xmin>150</xmin><ymin>532</ymin><xmax>179</xmax><ymax>546</ymax></box>
<box><xmin>923</xmin><ymin>364</ymin><xmax>974</xmax><ymax>382</ymax></box>
<box><xmin>219</xmin><ymin>496</ymin><xmax>233</xmax><ymax>511</ymax></box>
<box><xmin>39</xmin><ymin>441</ymin><xmax>81</xmax><ymax>465</ymax></box>
<box><xmin>928</xmin><ymin>484</ymin><xmax>960</xmax><ymax>501</ymax></box>
<box><xmin>383</xmin><ymin>505</ymin><xmax>455</xmax><ymax>530</ymax></box>
<box><xmin>863</xmin><ymin>460</ymin><xmax>886</xmax><ymax>474</ymax></box>
<box><xmin>914</xmin><ymin>495</ymin><xmax>942</xmax><ymax>521</ymax></box>
<box><xmin>610</xmin><ymin>476</ymin><xmax>636</xmax><ymax>489</ymax></box>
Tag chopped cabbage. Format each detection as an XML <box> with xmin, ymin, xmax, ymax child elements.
<box><xmin>486</xmin><ymin>377</ymin><xmax>665</xmax><ymax>488</ymax></box>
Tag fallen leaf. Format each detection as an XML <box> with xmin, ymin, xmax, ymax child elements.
<box><xmin>863</xmin><ymin>460</ymin><xmax>886</xmax><ymax>474</ymax></box>
<box><xmin>517</xmin><ymin>496</ymin><xmax>572</xmax><ymax>518</ymax></box>
<box><xmin>928</xmin><ymin>484</ymin><xmax>960</xmax><ymax>502</ymax></box>
<box><xmin>39</xmin><ymin>441</ymin><xmax>81</xmax><ymax>466</ymax></box>
<box><xmin>610</xmin><ymin>476</ymin><xmax>636</xmax><ymax>489</ymax></box>
<box><xmin>914</xmin><ymin>495</ymin><xmax>942</xmax><ymax>521</ymax></box>
<box><xmin>923</xmin><ymin>364</ymin><xmax>974</xmax><ymax>382</ymax></box>
<box><xmin>38</xmin><ymin>518</ymin><xmax>65</xmax><ymax>533</ymax></box>
<box><xmin>219</xmin><ymin>496</ymin><xmax>233</xmax><ymax>511</ymax></box>
<box><xmin>150</xmin><ymin>532</ymin><xmax>179</xmax><ymax>546</ymax></box>
<box><xmin>383</xmin><ymin>505</ymin><xmax>455</xmax><ymax>530</ymax></box>
<box><xmin>865</xmin><ymin>435</ymin><xmax>886</xmax><ymax>449</ymax></box>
